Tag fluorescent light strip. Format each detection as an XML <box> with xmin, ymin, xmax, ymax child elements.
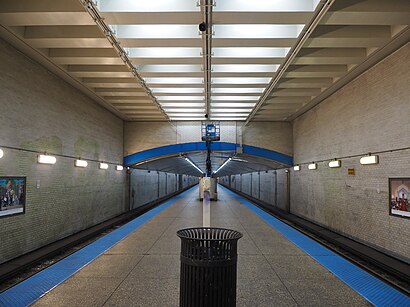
<box><xmin>185</xmin><ymin>157</ymin><xmax>204</xmax><ymax>174</ymax></box>
<box><xmin>164</xmin><ymin>108</ymin><xmax>205</xmax><ymax>113</ymax></box>
<box><xmin>167</xmin><ymin>113</ymin><xmax>205</xmax><ymax>117</ymax></box>
<box><xmin>137</xmin><ymin>65</ymin><xmax>202</xmax><ymax>73</ymax></box>
<box><xmin>211</xmin><ymin>96</ymin><xmax>260</xmax><ymax>101</ymax></box>
<box><xmin>360</xmin><ymin>155</ymin><xmax>379</xmax><ymax>165</ymax></box>
<box><xmin>212</xmin><ymin>109</ymin><xmax>253</xmax><ymax>113</ymax></box>
<box><xmin>171</xmin><ymin>117</ymin><xmax>206</xmax><ymax>121</ymax></box>
<box><xmin>214</xmin><ymin>158</ymin><xmax>232</xmax><ymax>174</ymax></box>
<box><xmin>211</xmin><ymin>102</ymin><xmax>256</xmax><ymax>107</ymax></box>
<box><xmin>214</xmin><ymin>25</ymin><xmax>304</xmax><ymax>39</ymax></box>
<box><xmin>212</xmin><ymin>77</ymin><xmax>271</xmax><ymax>84</ymax></box>
<box><xmin>214</xmin><ymin>0</ymin><xmax>320</xmax><ymax>12</ymax></box>
<box><xmin>328</xmin><ymin>160</ymin><xmax>341</xmax><ymax>168</ymax></box>
<box><xmin>211</xmin><ymin>113</ymin><xmax>250</xmax><ymax>117</ymax></box>
<box><xmin>145</xmin><ymin>77</ymin><xmax>203</xmax><ymax>84</ymax></box>
<box><xmin>209</xmin><ymin>117</ymin><xmax>247</xmax><ymax>121</ymax></box>
<box><xmin>211</xmin><ymin>88</ymin><xmax>264</xmax><ymax>94</ymax></box>
<box><xmin>38</xmin><ymin>155</ymin><xmax>56</xmax><ymax>165</ymax></box>
<box><xmin>156</xmin><ymin>96</ymin><xmax>204</xmax><ymax>101</ymax></box>
<box><xmin>212</xmin><ymin>64</ymin><xmax>279</xmax><ymax>72</ymax></box>
<box><xmin>98</xmin><ymin>0</ymin><xmax>200</xmax><ymax>12</ymax></box>
<box><xmin>75</xmin><ymin>159</ymin><xmax>88</xmax><ymax>168</ymax></box>
<box><xmin>152</xmin><ymin>88</ymin><xmax>204</xmax><ymax>93</ymax></box>
<box><xmin>113</xmin><ymin>25</ymin><xmax>199</xmax><ymax>39</ymax></box>
<box><xmin>161</xmin><ymin>103</ymin><xmax>205</xmax><ymax>107</ymax></box>
<box><xmin>293</xmin><ymin>165</ymin><xmax>300</xmax><ymax>171</ymax></box>
<box><xmin>308</xmin><ymin>163</ymin><xmax>317</xmax><ymax>170</ymax></box>
<box><xmin>128</xmin><ymin>47</ymin><xmax>201</xmax><ymax>58</ymax></box>
<box><xmin>99</xmin><ymin>163</ymin><xmax>109</xmax><ymax>170</ymax></box>
<box><xmin>116</xmin><ymin>165</ymin><xmax>124</xmax><ymax>171</ymax></box>
<box><xmin>0</xmin><ymin>149</ymin><xmax>3</xmax><ymax>159</ymax></box>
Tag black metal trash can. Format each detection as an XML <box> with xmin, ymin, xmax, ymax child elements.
<box><xmin>177</xmin><ymin>227</ymin><xmax>243</xmax><ymax>307</ymax></box>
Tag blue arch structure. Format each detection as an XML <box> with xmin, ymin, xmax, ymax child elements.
<box><xmin>123</xmin><ymin>142</ymin><xmax>293</xmax><ymax>167</ymax></box>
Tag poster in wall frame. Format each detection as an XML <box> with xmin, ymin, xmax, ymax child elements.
<box><xmin>389</xmin><ymin>178</ymin><xmax>410</xmax><ymax>219</ymax></box>
<box><xmin>0</xmin><ymin>176</ymin><xmax>26</xmax><ymax>218</ymax></box>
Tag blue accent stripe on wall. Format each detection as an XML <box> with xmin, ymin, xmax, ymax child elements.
<box><xmin>0</xmin><ymin>187</ymin><xmax>196</xmax><ymax>307</ymax></box>
<box><xmin>220</xmin><ymin>186</ymin><xmax>410</xmax><ymax>307</ymax></box>
<box><xmin>123</xmin><ymin>142</ymin><xmax>293</xmax><ymax>167</ymax></box>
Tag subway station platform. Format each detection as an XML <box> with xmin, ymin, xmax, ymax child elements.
<box><xmin>1</xmin><ymin>186</ymin><xmax>408</xmax><ymax>307</ymax></box>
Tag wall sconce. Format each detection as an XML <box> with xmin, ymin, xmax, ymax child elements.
<box><xmin>308</xmin><ymin>163</ymin><xmax>317</xmax><ymax>170</ymax></box>
<box><xmin>0</xmin><ymin>148</ymin><xmax>3</xmax><ymax>159</ymax></box>
<box><xmin>360</xmin><ymin>154</ymin><xmax>379</xmax><ymax>165</ymax></box>
<box><xmin>293</xmin><ymin>165</ymin><xmax>300</xmax><ymax>171</ymax></box>
<box><xmin>116</xmin><ymin>165</ymin><xmax>124</xmax><ymax>171</ymax></box>
<box><xmin>38</xmin><ymin>154</ymin><xmax>56</xmax><ymax>165</ymax></box>
<box><xmin>328</xmin><ymin>160</ymin><xmax>341</xmax><ymax>168</ymax></box>
<box><xmin>75</xmin><ymin>159</ymin><xmax>88</xmax><ymax>168</ymax></box>
<box><xmin>99</xmin><ymin>162</ymin><xmax>109</xmax><ymax>169</ymax></box>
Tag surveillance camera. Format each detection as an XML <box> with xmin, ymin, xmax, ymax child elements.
<box><xmin>199</xmin><ymin>22</ymin><xmax>206</xmax><ymax>32</ymax></box>
<box><xmin>205</xmin><ymin>113</ymin><xmax>209</xmax><ymax>118</ymax></box>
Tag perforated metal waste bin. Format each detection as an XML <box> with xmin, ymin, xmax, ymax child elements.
<box><xmin>177</xmin><ymin>227</ymin><xmax>243</xmax><ymax>307</ymax></box>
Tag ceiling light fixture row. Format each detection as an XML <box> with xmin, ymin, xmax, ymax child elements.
<box><xmin>80</xmin><ymin>0</ymin><xmax>171</xmax><ymax>123</ymax></box>
<box><xmin>293</xmin><ymin>154</ymin><xmax>379</xmax><ymax>171</ymax></box>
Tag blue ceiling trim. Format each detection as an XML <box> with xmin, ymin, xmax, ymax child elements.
<box><xmin>242</xmin><ymin>144</ymin><xmax>293</xmax><ymax>166</ymax></box>
<box><xmin>123</xmin><ymin>142</ymin><xmax>292</xmax><ymax>167</ymax></box>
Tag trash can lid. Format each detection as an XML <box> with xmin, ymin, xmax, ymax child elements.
<box><xmin>177</xmin><ymin>227</ymin><xmax>243</xmax><ymax>241</ymax></box>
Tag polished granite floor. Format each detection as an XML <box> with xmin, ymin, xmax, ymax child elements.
<box><xmin>33</xmin><ymin>187</ymin><xmax>370</xmax><ymax>307</ymax></box>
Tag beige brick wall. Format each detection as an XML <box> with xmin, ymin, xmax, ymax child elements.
<box><xmin>125</xmin><ymin>121</ymin><xmax>293</xmax><ymax>157</ymax></box>
<box><xmin>243</xmin><ymin>122</ymin><xmax>293</xmax><ymax>156</ymax></box>
<box><xmin>291</xmin><ymin>43</ymin><xmax>410</xmax><ymax>261</ymax></box>
<box><xmin>0</xmin><ymin>39</ymin><xmax>126</xmax><ymax>264</ymax></box>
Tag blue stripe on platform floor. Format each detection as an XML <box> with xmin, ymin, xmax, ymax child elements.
<box><xmin>0</xmin><ymin>187</ymin><xmax>195</xmax><ymax>307</ymax></box>
<box><xmin>221</xmin><ymin>186</ymin><xmax>410</xmax><ymax>307</ymax></box>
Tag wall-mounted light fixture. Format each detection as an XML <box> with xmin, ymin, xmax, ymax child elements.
<box><xmin>0</xmin><ymin>148</ymin><xmax>3</xmax><ymax>159</ymax></box>
<box><xmin>38</xmin><ymin>154</ymin><xmax>56</xmax><ymax>165</ymax></box>
<box><xmin>116</xmin><ymin>165</ymin><xmax>124</xmax><ymax>171</ymax></box>
<box><xmin>308</xmin><ymin>163</ymin><xmax>317</xmax><ymax>170</ymax></box>
<box><xmin>293</xmin><ymin>165</ymin><xmax>300</xmax><ymax>171</ymax></box>
<box><xmin>214</xmin><ymin>157</ymin><xmax>232</xmax><ymax>174</ymax></box>
<box><xmin>360</xmin><ymin>154</ymin><xmax>379</xmax><ymax>165</ymax></box>
<box><xmin>99</xmin><ymin>162</ymin><xmax>109</xmax><ymax>169</ymax></box>
<box><xmin>185</xmin><ymin>157</ymin><xmax>204</xmax><ymax>175</ymax></box>
<box><xmin>75</xmin><ymin>159</ymin><xmax>88</xmax><ymax>168</ymax></box>
<box><xmin>328</xmin><ymin>160</ymin><xmax>341</xmax><ymax>168</ymax></box>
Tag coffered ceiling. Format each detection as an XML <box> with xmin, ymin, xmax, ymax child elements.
<box><xmin>0</xmin><ymin>0</ymin><xmax>409</xmax><ymax>122</ymax></box>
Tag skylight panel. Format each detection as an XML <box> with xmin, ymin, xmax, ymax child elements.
<box><xmin>211</xmin><ymin>88</ymin><xmax>264</xmax><ymax>94</ymax></box>
<box><xmin>168</xmin><ymin>113</ymin><xmax>205</xmax><ymax>117</ymax></box>
<box><xmin>170</xmin><ymin>117</ymin><xmax>207</xmax><ymax>121</ymax></box>
<box><xmin>98</xmin><ymin>0</ymin><xmax>200</xmax><ymax>12</ymax></box>
<box><xmin>144</xmin><ymin>78</ymin><xmax>203</xmax><ymax>84</ymax></box>
<box><xmin>112</xmin><ymin>25</ymin><xmax>199</xmax><ymax>39</ymax></box>
<box><xmin>214</xmin><ymin>0</ymin><xmax>320</xmax><ymax>12</ymax></box>
<box><xmin>212</xmin><ymin>64</ymin><xmax>279</xmax><ymax>72</ymax></box>
<box><xmin>127</xmin><ymin>48</ymin><xmax>201</xmax><ymax>58</ymax></box>
<box><xmin>213</xmin><ymin>48</ymin><xmax>290</xmax><ymax>58</ymax></box>
<box><xmin>212</xmin><ymin>78</ymin><xmax>271</xmax><ymax>84</ymax></box>
<box><xmin>214</xmin><ymin>25</ymin><xmax>304</xmax><ymax>39</ymax></box>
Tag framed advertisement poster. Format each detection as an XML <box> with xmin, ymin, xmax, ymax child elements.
<box><xmin>389</xmin><ymin>178</ymin><xmax>410</xmax><ymax>219</ymax></box>
<box><xmin>0</xmin><ymin>177</ymin><xmax>26</xmax><ymax>218</ymax></box>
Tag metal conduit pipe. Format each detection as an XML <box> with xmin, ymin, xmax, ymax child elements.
<box><xmin>79</xmin><ymin>0</ymin><xmax>173</xmax><ymax>124</ymax></box>
<box><xmin>243</xmin><ymin>0</ymin><xmax>335</xmax><ymax>126</ymax></box>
